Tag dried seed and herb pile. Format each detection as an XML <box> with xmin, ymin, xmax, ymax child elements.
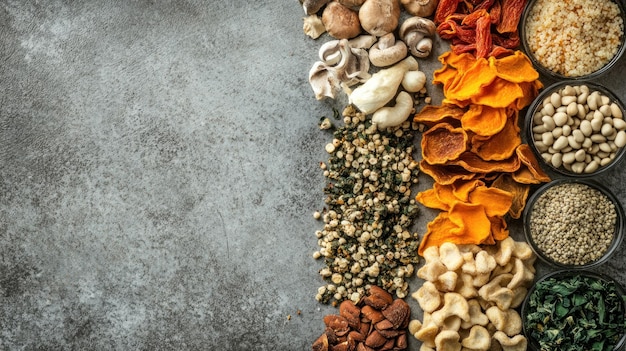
<box><xmin>313</xmin><ymin>105</ymin><xmax>421</xmax><ymax>305</ymax></box>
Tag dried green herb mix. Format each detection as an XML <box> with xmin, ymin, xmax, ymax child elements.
<box><xmin>524</xmin><ymin>274</ymin><xmax>626</xmax><ymax>351</ymax></box>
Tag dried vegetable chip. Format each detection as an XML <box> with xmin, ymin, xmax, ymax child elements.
<box><xmin>433</xmin><ymin>51</ymin><xmax>542</xmax><ymax>109</ymax></box>
<box><xmin>470</xmin><ymin>111</ymin><xmax>520</xmax><ymax>161</ymax></box>
<box><xmin>416</xmin><ymin>180</ymin><xmax>513</xmax><ymax>255</ymax></box>
<box><xmin>414</xmin><ymin>47</ymin><xmax>549</xmax><ymax>254</ymax></box>
<box><xmin>421</xmin><ymin>123</ymin><xmax>469</xmax><ymax>164</ymax></box>
<box><xmin>461</xmin><ymin>104</ymin><xmax>508</xmax><ymax>136</ymax></box>
<box><xmin>491</xmin><ymin>174</ymin><xmax>530</xmax><ymax>219</ymax></box>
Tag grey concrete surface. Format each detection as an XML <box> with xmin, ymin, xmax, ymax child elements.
<box><xmin>2</xmin><ymin>1</ymin><xmax>626</xmax><ymax>350</ymax></box>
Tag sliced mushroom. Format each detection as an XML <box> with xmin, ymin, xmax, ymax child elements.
<box><xmin>303</xmin><ymin>14</ymin><xmax>327</xmax><ymax>39</ymax></box>
<box><xmin>399</xmin><ymin>16</ymin><xmax>436</xmax><ymax>58</ymax></box>
<box><xmin>309</xmin><ymin>39</ymin><xmax>371</xmax><ymax>100</ymax></box>
<box><xmin>348</xmin><ymin>34</ymin><xmax>377</xmax><ymax>50</ymax></box>
<box><xmin>368</xmin><ymin>33</ymin><xmax>407</xmax><ymax>67</ymax></box>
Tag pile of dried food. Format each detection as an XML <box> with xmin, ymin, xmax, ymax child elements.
<box><xmin>298</xmin><ymin>0</ymin><xmax>560</xmax><ymax>350</ymax></box>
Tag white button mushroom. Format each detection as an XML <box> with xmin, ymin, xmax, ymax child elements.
<box><xmin>399</xmin><ymin>16</ymin><xmax>436</xmax><ymax>58</ymax></box>
<box><xmin>368</xmin><ymin>33</ymin><xmax>408</xmax><ymax>67</ymax></box>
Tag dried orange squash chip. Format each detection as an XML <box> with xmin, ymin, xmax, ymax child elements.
<box><xmin>488</xmin><ymin>215</ymin><xmax>509</xmax><ymax>242</ymax></box>
<box><xmin>468</xmin><ymin>186</ymin><xmax>513</xmax><ymax>217</ymax></box>
<box><xmin>472</xmin><ymin>77</ymin><xmax>525</xmax><ymax>108</ymax></box>
<box><xmin>490</xmin><ymin>50</ymin><xmax>539</xmax><ymax>83</ymax></box>
<box><xmin>470</xmin><ymin>111</ymin><xmax>520</xmax><ymax>161</ymax></box>
<box><xmin>418</xmin><ymin>213</ymin><xmax>463</xmax><ymax>255</ymax></box>
<box><xmin>515</xmin><ymin>144</ymin><xmax>551</xmax><ymax>183</ymax></box>
<box><xmin>492</xmin><ymin>173</ymin><xmax>530</xmax><ymax>219</ymax></box>
<box><xmin>448</xmin><ymin>202</ymin><xmax>493</xmax><ymax>239</ymax></box>
<box><xmin>413</xmin><ymin>104</ymin><xmax>465</xmax><ymax>127</ymax></box>
<box><xmin>415</xmin><ymin>186</ymin><xmax>451</xmax><ymax>212</ymax></box>
<box><xmin>422</xmin><ymin>123</ymin><xmax>469</xmax><ymax>164</ymax></box>
<box><xmin>452</xmin><ymin>179</ymin><xmax>484</xmax><ymax>202</ymax></box>
<box><xmin>461</xmin><ymin>104</ymin><xmax>508</xmax><ymax>136</ymax></box>
<box><xmin>446</xmin><ymin>58</ymin><xmax>497</xmax><ymax>102</ymax></box>
<box><xmin>420</xmin><ymin>160</ymin><xmax>481</xmax><ymax>185</ymax></box>
<box><xmin>451</xmin><ymin>151</ymin><xmax>521</xmax><ymax>173</ymax></box>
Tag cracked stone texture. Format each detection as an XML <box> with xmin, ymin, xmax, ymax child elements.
<box><xmin>2</xmin><ymin>1</ymin><xmax>626</xmax><ymax>350</ymax></box>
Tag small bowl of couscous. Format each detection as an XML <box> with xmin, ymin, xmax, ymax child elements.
<box><xmin>522</xmin><ymin>178</ymin><xmax>625</xmax><ymax>269</ymax></box>
<box><xmin>519</xmin><ymin>0</ymin><xmax>626</xmax><ymax>80</ymax></box>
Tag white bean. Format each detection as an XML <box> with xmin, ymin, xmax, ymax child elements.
<box><xmin>610</xmin><ymin>103</ymin><xmax>623</xmax><ymax>118</ymax></box>
<box><xmin>615</xmin><ymin>131</ymin><xmax>626</xmax><ymax>147</ymax></box>
<box><xmin>553</xmin><ymin>135</ymin><xmax>569</xmax><ymax>150</ymax></box>
<box><xmin>551</xmin><ymin>92</ymin><xmax>562</xmax><ymax>108</ymax></box>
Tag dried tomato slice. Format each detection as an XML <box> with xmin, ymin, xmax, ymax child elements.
<box><xmin>475</xmin><ymin>15</ymin><xmax>493</xmax><ymax>58</ymax></box>
<box><xmin>435</xmin><ymin>0</ymin><xmax>461</xmax><ymax>24</ymax></box>
<box><xmin>496</xmin><ymin>0</ymin><xmax>527</xmax><ymax>33</ymax></box>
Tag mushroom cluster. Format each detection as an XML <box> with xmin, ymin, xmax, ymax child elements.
<box><xmin>303</xmin><ymin>0</ymin><xmax>438</xmax><ymax>129</ymax></box>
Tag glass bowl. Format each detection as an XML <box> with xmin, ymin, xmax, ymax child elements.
<box><xmin>524</xmin><ymin>81</ymin><xmax>626</xmax><ymax>177</ymax></box>
<box><xmin>521</xmin><ymin>270</ymin><xmax>626</xmax><ymax>351</ymax></box>
<box><xmin>522</xmin><ymin>178</ymin><xmax>625</xmax><ymax>269</ymax></box>
<box><xmin>519</xmin><ymin>0</ymin><xmax>626</xmax><ymax>80</ymax></box>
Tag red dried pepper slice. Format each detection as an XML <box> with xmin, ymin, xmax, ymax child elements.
<box><xmin>490</xmin><ymin>0</ymin><xmax>502</xmax><ymax>25</ymax></box>
<box><xmin>496</xmin><ymin>0</ymin><xmax>527</xmax><ymax>33</ymax></box>
<box><xmin>475</xmin><ymin>15</ymin><xmax>493</xmax><ymax>58</ymax></box>
<box><xmin>435</xmin><ymin>0</ymin><xmax>461</xmax><ymax>24</ymax></box>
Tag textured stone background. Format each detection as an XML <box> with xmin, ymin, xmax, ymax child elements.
<box><xmin>2</xmin><ymin>1</ymin><xmax>626</xmax><ymax>350</ymax></box>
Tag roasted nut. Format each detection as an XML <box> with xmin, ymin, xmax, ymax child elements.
<box><xmin>313</xmin><ymin>333</ymin><xmax>330</xmax><ymax>351</ymax></box>
<box><xmin>340</xmin><ymin>300</ymin><xmax>361</xmax><ymax>328</ymax></box>
<box><xmin>365</xmin><ymin>330</ymin><xmax>388</xmax><ymax>348</ymax></box>
<box><xmin>324</xmin><ymin>315</ymin><xmax>351</xmax><ymax>336</ymax></box>
<box><xmin>382</xmin><ymin>299</ymin><xmax>410</xmax><ymax>329</ymax></box>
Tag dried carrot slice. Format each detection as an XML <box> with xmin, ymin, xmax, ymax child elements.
<box><xmin>451</xmin><ymin>151</ymin><xmax>521</xmax><ymax>173</ymax></box>
<box><xmin>461</xmin><ymin>104</ymin><xmax>508</xmax><ymax>136</ymax></box>
<box><xmin>421</xmin><ymin>123</ymin><xmax>469</xmax><ymax>164</ymax></box>
<box><xmin>420</xmin><ymin>160</ymin><xmax>481</xmax><ymax>185</ymax></box>
<box><xmin>470</xmin><ymin>112</ymin><xmax>521</xmax><ymax>161</ymax></box>
<box><xmin>413</xmin><ymin>104</ymin><xmax>465</xmax><ymax>127</ymax></box>
<box><xmin>491</xmin><ymin>173</ymin><xmax>530</xmax><ymax>219</ymax></box>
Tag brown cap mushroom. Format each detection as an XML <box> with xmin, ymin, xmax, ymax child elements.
<box><xmin>400</xmin><ymin>0</ymin><xmax>440</xmax><ymax>17</ymax></box>
<box><xmin>358</xmin><ymin>0</ymin><xmax>401</xmax><ymax>37</ymax></box>
<box><xmin>303</xmin><ymin>0</ymin><xmax>331</xmax><ymax>15</ymax></box>
<box><xmin>322</xmin><ymin>1</ymin><xmax>362</xmax><ymax>39</ymax></box>
<box><xmin>399</xmin><ymin>16</ymin><xmax>436</xmax><ymax>58</ymax></box>
<box><xmin>368</xmin><ymin>33</ymin><xmax>407</xmax><ymax>67</ymax></box>
<box><xmin>337</xmin><ymin>0</ymin><xmax>367</xmax><ymax>8</ymax></box>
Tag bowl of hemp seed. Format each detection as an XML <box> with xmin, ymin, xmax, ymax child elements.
<box><xmin>520</xmin><ymin>0</ymin><xmax>626</xmax><ymax>80</ymax></box>
<box><xmin>523</xmin><ymin>178</ymin><xmax>625</xmax><ymax>269</ymax></box>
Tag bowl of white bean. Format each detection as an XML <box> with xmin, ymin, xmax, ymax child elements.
<box><xmin>525</xmin><ymin>81</ymin><xmax>626</xmax><ymax>177</ymax></box>
<box><xmin>523</xmin><ymin>178</ymin><xmax>625</xmax><ymax>269</ymax></box>
<box><xmin>520</xmin><ymin>0</ymin><xmax>626</xmax><ymax>80</ymax></box>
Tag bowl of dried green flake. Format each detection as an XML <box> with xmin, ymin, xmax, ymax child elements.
<box><xmin>522</xmin><ymin>270</ymin><xmax>626</xmax><ymax>351</ymax></box>
<box><xmin>523</xmin><ymin>178</ymin><xmax>625</xmax><ymax>269</ymax></box>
